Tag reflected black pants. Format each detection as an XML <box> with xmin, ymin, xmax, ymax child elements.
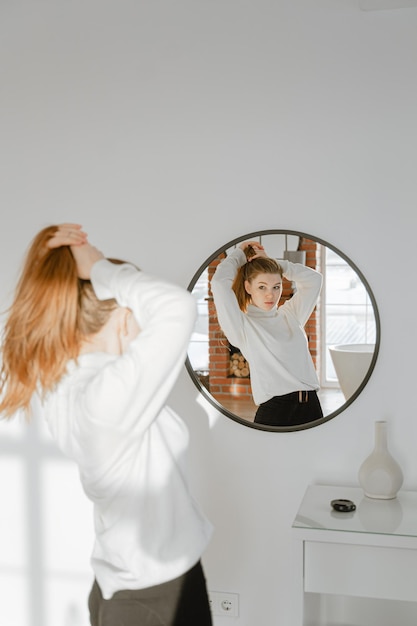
<box><xmin>88</xmin><ymin>561</ymin><xmax>212</xmax><ymax>626</ymax></box>
<box><xmin>254</xmin><ymin>390</ymin><xmax>323</xmax><ymax>427</ymax></box>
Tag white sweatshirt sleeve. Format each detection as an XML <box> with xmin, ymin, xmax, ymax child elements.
<box><xmin>210</xmin><ymin>248</ymin><xmax>247</xmax><ymax>348</ymax></box>
<box><xmin>78</xmin><ymin>259</ymin><xmax>196</xmax><ymax>437</ymax></box>
<box><xmin>279</xmin><ymin>260</ymin><xmax>323</xmax><ymax>326</ymax></box>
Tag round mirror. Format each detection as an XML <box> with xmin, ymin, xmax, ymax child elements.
<box><xmin>186</xmin><ymin>230</ymin><xmax>380</xmax><ymax>432</ymax></box>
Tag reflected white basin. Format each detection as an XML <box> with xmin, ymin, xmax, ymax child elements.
<box><xmin>329</xmin><ymin>343</ymin><xmax>375</xmax><ymax>401</ymax></box>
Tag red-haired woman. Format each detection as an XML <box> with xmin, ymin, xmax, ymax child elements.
<box><xmin>211</xmin><ymin>240</ymin><xmax>323</xmax><ymax>428</ymax></box>
<box><xmin>0</xmin><ymin>224</ymin><xmax>213</xmax><ymax>626</ymax></box>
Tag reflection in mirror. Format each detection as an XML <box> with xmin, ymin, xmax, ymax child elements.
<box><xmin>186</xmin><ymin>230</ymin><xmax>380</xmax><ymax>432</ymax></box>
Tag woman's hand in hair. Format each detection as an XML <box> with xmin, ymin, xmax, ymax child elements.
<box><xmin>47</xmin><ymin>223</ymin><xmax>88</xmax><ymax>249</ymax></box>
<box><xmin>71</xmin><ymin>243</ymin><xmax>105</xmax><ymax>280</ymax></box>
<box><xmin>46</xmin><ymin>224</ymin><xmax>104</xmax><ymax>279</ymax></box>
<box><xmin>239</xmin><ymin>241</ymin><xmax>267</xmax><ymax>261</ymax></box>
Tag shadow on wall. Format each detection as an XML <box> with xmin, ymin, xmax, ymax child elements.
<box><xmin>0</xmin><ymin>372</ymin><xmax>215</xmax><ymax>626</ymax></box>
<box><xmin>0</xmin><ymin>415</ymin><xmax>94</xmax><ymax>626</ymax></box>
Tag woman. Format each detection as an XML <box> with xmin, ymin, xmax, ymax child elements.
<box><xmin>210</xmin><ymin>240</ymin><xmax>323</xmax><ymax>427</ymax></box>
<box><xmin>0</xmin><ymin>223</ymin><xmax>213</xmax><ymax>626</ymax></box>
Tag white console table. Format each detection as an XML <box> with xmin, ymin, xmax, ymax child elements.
<box><xmin>292</xmin><ymin>484</ymin><xmax>417</xmax><ymax>626</ymax></box>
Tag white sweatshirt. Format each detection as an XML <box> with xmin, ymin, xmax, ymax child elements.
<box><xmin>38</xmin><ymin>259</ymin><xmax>213</xmax><ymax>599</ymax></box>
<box><xmin>210</xmin><ymin>248</ymin><xmax>323</xmax><ymax>405</ymax></box>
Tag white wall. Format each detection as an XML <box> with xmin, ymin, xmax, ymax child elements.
<box><xmin>1</xmin><ymin>1</ymin><xmax>417</xmax><ymax>625</ymax></box>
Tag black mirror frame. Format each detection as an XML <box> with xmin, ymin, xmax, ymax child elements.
<box><xmin>185</xmin><ymin>229</ymin><xmax>381</xmax><ymax>432</ymax></box>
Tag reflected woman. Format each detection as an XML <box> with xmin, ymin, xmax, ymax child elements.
<box><xmin>211</xmin><ymin>241</ymin><xmax>323</xmax><ymax>427</ymax></box>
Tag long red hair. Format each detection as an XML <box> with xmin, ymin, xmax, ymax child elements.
<box><xmin>0</xmin><ymin>226</ymin><xmax>117</xmax><ymax>418</ymax></box>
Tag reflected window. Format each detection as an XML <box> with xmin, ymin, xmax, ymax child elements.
<box><xmin>322</xmin><ymin>248</ymin><xmax>377</xmax><ymax>386</ymax></box>
<box><xmin>189</xmin><ymin>267</ymin><xmax>210</xmax><ymax>374</ymax></box>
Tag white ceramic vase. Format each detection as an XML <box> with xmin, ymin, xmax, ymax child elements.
<box><xmin>358</xmin><ymin>420</ymin><xmax>403</xmax><ymax>499</ymax></box>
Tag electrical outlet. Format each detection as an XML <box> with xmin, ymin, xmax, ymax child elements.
<box><xmin>208</xmin><ymin>591</ymin><xmax>239</xmax><ymax>617</ymax></box>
